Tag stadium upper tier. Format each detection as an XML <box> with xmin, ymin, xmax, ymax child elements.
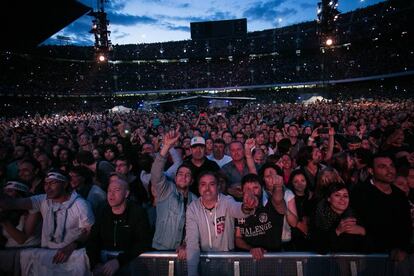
<box><xmin>0</xmin><ymin>0</ymin><xmax>413</xmax><ymax>96</ymax></box>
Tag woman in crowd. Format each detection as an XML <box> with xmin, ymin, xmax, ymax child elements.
<box><xmin>277</xmin><ymin>153</ymin><xmax>294</xmax><ymax>185</ymax></box>
<box><xmin>310</xmin><ymin>182</ymin><xmax>367</xmax><ymax>253</ymax></box>
<box><xmin>287</xmin><ymin>170</ymin><xmax>314</xmax><ymax>250</ymax></box>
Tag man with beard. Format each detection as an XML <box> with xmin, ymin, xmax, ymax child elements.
<box><xmin>235</xmin><ymin>174</ymin><xmax>286</xmax><ymax>259</ymax></box>
<box><xmin>186</xmin><ymin>171</ymin><xmax>258</xmax><ymax>276</ymax></box>
<box><xmin>184</xmin><ymin>136</ymin><xmax>220</xmax><ymax>196</ymax></box>
<box><xmin>0</xmin><ymin>169</ymin><xmax>95</xmax><ymax>274</ymax></box>
<box><xmin>207</xmin><ymin>138</ymin><xmax>232</xmax><ymax>168</ymax></box>
<box><xmin>351</xmin><ymin>153</ymin><xmax>412</xmax><ymax>269</ymax></box>
<box><xmin>151</xmin><ymin>128</ymin><xmax>197</xmax><ymax>257</ymax></box>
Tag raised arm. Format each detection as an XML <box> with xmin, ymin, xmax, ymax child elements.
<box><xmin>324</xmin><ymin>127</ymin><xmax>335</xmax><ymax>161</ymax></box>
<box><xmin>151</xmin><ymin>127</ymin><xmax>181</xmax><ymax>201</ymax></box>
<box><xmin>0</xmin><ymin>197</ymin><xmax>33</xmax><ymax>211</ymax></box>
<box><xmin>266</xmin><ymin>173</ymin><xmax>287</xmax><ymax>215</ymax></box>
<box><xmin>244</xmin><ymin>138</ymin><xmax>257</xmax><ymax>174</ymax></box>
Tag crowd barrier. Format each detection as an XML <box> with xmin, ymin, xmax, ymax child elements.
<box><xmin>129</xmin><ymin>252</ymin><xmax>398</xmax><ymax>276</ymax></box>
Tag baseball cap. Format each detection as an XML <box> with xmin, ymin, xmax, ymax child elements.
<box><xmin>191</xmin><ymin>136</ymin><xmax>206</xmax><ymax>147</ymax></box>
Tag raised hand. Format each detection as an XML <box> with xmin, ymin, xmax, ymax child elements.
<box><xmin>244</xmin><ymin>138</ymin><xmax>256</xmax><ymax>157</ymax></box>
<box><xmin>242</xmin><ymin>190</ymin><xmax>258</xmax><ymax>212</ymax></box>
<box><xmin>163</xmin><ymin>126</ymin><xmax>181</xmax><ymax>148</ymax></box>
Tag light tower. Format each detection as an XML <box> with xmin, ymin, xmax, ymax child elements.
<box><xmin>317</xmin><ymin>0</ymin><xmax>340</xmax><ymax>47</ymax></box>
<box><xmin>317</xmin><ymin>0</ymin><xmax>340</xmax><ymax>86</ymax></box>
<box><xmin>89</xmin><ymin>0</ymin><xmax>112</xmax><ymax>62</ymax></box>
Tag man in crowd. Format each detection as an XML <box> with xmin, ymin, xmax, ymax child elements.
<box><xmin>222</xmin><ymin>141</ymin><xmax>251</xmax><ymax>200</ymax></box>
<box><xmin>76</xmin><ymin>150</ymin><xmax>114</xmax><ymax>192</ymax></box>
<box><xmin>151</xmin><ymin>128</ymin><xmax>198</xmax><ymax>257</ymax></box>
<box><xmin>351</xmin><ymin>153</ymin><xmax>412</xmax><ymax>272</ymax></box>
<box><xmin>184</xmin><ymin>136</ymin><xmax>220</xmax><ymax>196</ymax></box>
<box><xmin>207</xmin><ymin>138</ymin><xmax>232</xmax><ymax>168</ymax></box>
<box><xmin>114</xmin><ymin>155</ymin><xmax>148</xmax><ymax>205</ymax></box>
<box><xmin>288</xmin><ymin>124</ymin><xmax>305</xmax><ymax>160</ymax></box>
<box><xmin>0</xmin><ymin>170</ymin><xmax>95</xmax><ymax>274</ymax></box>
<box><xmin>6</xmin><ymin>144</ymin><xmax>30</xmax><ymax>180</ymax></box>
<box><xmin>86</xmin><ymin>173</ymin><xmax>151</xmax><ymax>276</ymax></box>
<box><xmin>186</xmin><ymin>171</ymin><xmax>258</xmax><ymax>276</ymax></box>
<box><xmin>18</xmin><ymin>158</ymin><xmax>44</xmax><ymax>195</ymax></box>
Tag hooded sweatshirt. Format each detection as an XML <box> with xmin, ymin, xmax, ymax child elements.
<box><xmin>186</xmin><ymin>194</ymin><xmax>250</xmax><ymax>276</ymax></box>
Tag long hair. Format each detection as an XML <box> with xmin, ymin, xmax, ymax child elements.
<box><xmin>287</xmin><ymin>169</ymin><xmax>310</xmax><ymax>199</ymax></box>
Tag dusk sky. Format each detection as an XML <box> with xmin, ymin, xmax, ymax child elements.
<box><xmin>44</xmin><ymin>0</ymin><xmax>385</xmax><ymax>46</ymax></box>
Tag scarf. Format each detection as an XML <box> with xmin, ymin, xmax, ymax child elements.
<box><xmin>46</xmin><ymin>192</ymin><xmax>80</xmax><ymax>244</ymax></box>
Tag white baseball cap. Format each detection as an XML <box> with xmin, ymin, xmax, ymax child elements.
<box><xmin>190</xmin><ymin>136</ymin><xmax>206</xmax><ymax>147</ymax></box>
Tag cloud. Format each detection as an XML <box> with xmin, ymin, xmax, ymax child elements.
<box><xmin>210</xmin><ymin>11</ymin><xmax>236</xmax><ymax>21</ymax></box>
<box><xmin>177</xmin><ymin>3</ymin><xmax>191</xmax><ymax>8</ymax></box>
<box><xmin>162</xmin><ymin>23</ymin><xmax>191</xmax><ymax>32</ymax></box>
<box><xmin>243</xmin><ymin>0</ymin><xmax>296</xmax><ymax>22</ymax></box>
<box><xmin>105</xmin><ymin>0</ymin><xmax>129</xmax><ymax>11</ymax></box>
<box><xmin>300</xmin><ymin>3</ymin><xmax>315</xmax><ymax>9</ymax></box>
<box><xmin>159</xmin><ymin>11</ymin><xmax>235</xmax><ymax>23</ymax></box>
<box><xmin>108</xmin><ymin>13</ymin><xmax>158</xmax><ymax>26</ymax></box>
<box><xmin>50</xmin><ymin>18</ymin><xmax>94</xmax><ymax>45</ymax></box>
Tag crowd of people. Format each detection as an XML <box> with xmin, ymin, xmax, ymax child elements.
<box><xmin>0</xmin><ymin>97</ymin><xmax>413</xmax><ymax>275</ymax></box>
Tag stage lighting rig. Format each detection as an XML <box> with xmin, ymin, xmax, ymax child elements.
<box><xmin>89</xmin><ymin>0</ymin><xmax>112</xmax><ymax>62</ymax></box>
<box><xmin>317</xmin><ymin>0</ymin><xmax>340</xmax><ymax>47</ymax></box>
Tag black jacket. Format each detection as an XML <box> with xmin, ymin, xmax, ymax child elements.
<box><xmin>86</xmin><ymin>201</ymin><xmax>152</xmax><ymax>268</ymax></box>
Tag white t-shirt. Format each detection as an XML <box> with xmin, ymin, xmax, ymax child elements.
<box><xmin>207</xmin><ymin>154</ymin><xmax>232</xmax><ymax>168</ymax></box>
<box><xmin>281</xmin><ymin>188</ymin><xmax>295</xmax><ymax>242</ymax></box>
<box><xmin>30</xmin><ymin>192</ymin><xmax>95</xmax><ymax>249</ymax></box>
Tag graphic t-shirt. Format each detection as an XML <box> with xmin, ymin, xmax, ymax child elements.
<box><xmin>236</xmin><ymin>200</ymin><xmax>284</xmax><ymax>251</ymax></box>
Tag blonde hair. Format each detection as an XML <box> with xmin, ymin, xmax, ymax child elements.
<box><xmin>315</xmin><ymin>167</ymin><xmax>344</xmax><ymax>199</ymax></box>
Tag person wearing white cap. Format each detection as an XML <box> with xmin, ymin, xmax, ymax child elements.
<box><xmin>184</xmin><ymin>136</ymin><xmax>220</xmax><ymax>196</ymax></box>
<box><xmin>0</xmin><ymin>169</ymin><xmax>95</xmax><ymax>275</ymax></box>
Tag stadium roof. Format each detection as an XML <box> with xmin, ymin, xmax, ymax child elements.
<box><xmin>2</xmin><ymin>0</ymin><xmax>91</xmax><ymax>51</ymax></box>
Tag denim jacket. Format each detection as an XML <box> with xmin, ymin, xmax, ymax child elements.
<box><xmin>151</xmin><ymin>154</ymin><xmax>197</xmax><ymax>250</ymax></box>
